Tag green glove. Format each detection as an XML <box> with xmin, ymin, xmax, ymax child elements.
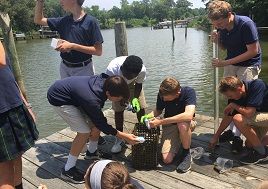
<box><xmin>140</xmin><ymin>114</ymin><xmax>153</xmax><ymax>123</ymax></box>
<box><xmin>131</xmin><ymin>98</ymin><xmax>141</xmax><ymax>113</ymax></box>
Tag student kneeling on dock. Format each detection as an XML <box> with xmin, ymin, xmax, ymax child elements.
<box><xmin>209</xmin><ymin>76</ymin><xmax>268</xmax><ymax>165</ymax></box>
<box><xmin>105</xmin><ymin>55</ymin><xmax>147</xmax><ymax>153</ymax></box>
<box><xmin>141</xmin><ymin>77</ymin><xmax>196</xmax><ymax>173</ymax></box>
<box><xmin>47</xmin><ymin>74</ymin><xmax>139</xmax><ymax>184</ymax></box>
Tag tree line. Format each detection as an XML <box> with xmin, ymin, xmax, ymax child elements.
<box><xmin>0</xmin><ymin>0</ymin><xmax>267</xmax><ymax>34</ymax></box>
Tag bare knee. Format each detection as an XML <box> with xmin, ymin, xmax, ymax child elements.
<box><xmin>162</xmin><ymin>153</ymin><xmax>175</xmax><ymax>164</ymax></box>
<box><xmin>178</xmin><ymin>122</ymin><xmax>189</xmax><ymax>132</ymax></box>
<box><xmin>233</xmin><ymin>114</ymin><xmax>245</xmax><ymax>125</ymax></box>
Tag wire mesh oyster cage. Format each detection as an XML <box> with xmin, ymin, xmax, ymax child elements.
<box><xmin>132</xmin><ymin>123</ymin><xmax>160</xmax><ymax>169</ymax></box>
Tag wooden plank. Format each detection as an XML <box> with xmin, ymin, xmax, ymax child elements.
<box><xmin>21</xmin><ymin>157</ymin><xmax>75</xmax><ymax>189</ymax></box>
<box><xmin>23</xmin><ymin>142</ymin><xmax>84</xmax><ymax>189</ymax></box>
<box><xmin>47</xmin><ymin>131</ymin><xmax>198</xmax><ymax>189</ymax></box>
<box><xmin>58</xmin><ymin>127</ymin><xmax>238</xmax><ymax>189</ymax></box>
<box><xmin>103</xmin><ymin>109</ymin><xmax>264</xmax><ymax>188</ymax></box>
<box><xmin>22</xmin><ymin>178</ymin><xmax>37</xmax><ymax>189</ymax></box>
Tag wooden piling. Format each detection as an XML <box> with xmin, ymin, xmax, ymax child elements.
<box><xmin>185</xmin><ymin>23</ymin><xmax>188</xmax><ymax>38</ymax></box>
<box><xmin>0</xmin><ymin>12</ymin><xmax>27</xmax><ymax>99</ymax></box>
<box><xmin>171</xmin><ymin>18</ymin><xmax>175</xmax><ymax>41</ymax></box>
<box><xmin>114</xmin><ymin>22</ymin><xmax>128</xmax><ymax>56</ymax></box>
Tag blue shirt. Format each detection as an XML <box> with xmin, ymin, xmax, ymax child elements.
<box><xmin>47</xmin><ymin>73</ymin><xmax>118</xmax><ymax>136</ymax></box>
<box><xmin>230</xmin><ymin>80</ymin><xmax>268</xmax><ymax>112</ymax></box>
<box><xmin>0</xmin><ymin>58</ymin><xmax>22</xmax><ymax>114</ymax></box>
<box><xmin>219</xmin><ymin>15</ymin><xmax>261</xmax><ymax>67</ymax></box>
<box><xmin>48</xmin><ymin>14</ymin><xmax>103</xmax><ymax>63</ymax></box>
<box><xmin>156</xmin><ymin>87</ymin><xmax>196</xmax><ymax>118</ymax></box>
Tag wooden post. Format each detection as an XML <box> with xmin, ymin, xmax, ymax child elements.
<box><xmin>114</xmin><ymin>22</ymin><xmax>128</xmax><ymax>56</ymax></box>
<box><xmin>0</xmin><ymin>12</ymin><xmax>27</xmax><ymax>99</ymax></box>
<box><xmin>171</xmin><ymin>18</ymin><xmax>175</xmax><ymax>41</ymax></box>
<box><xmin>185</xmin><ymin>22</ymin><xmax>188</xmax><ymax>38</ymax></box>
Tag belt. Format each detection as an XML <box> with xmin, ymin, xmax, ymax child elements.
<box><xmin>62</xmin><ymin>58</ymin><xmax>92</xmax><ymax>68</ymax></box>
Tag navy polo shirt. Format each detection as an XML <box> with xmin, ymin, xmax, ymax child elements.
<box><xmin>219</xmin><ymin>14</ymin><xmax>261</xmax><ymax>67</ymax></box>
<box><xmin>229</xmin><ymin>79</ymin><xmax>268</xmax><ymax>113</ymax></box>
<box><xmin>47</xmin><ymin>73</ymin><xmax>118</xmax><ymax>136</ymax></box>
<box><xmin>156</xmin><ymin>87</ymin><xmax>196</xmax><ymax>118</ymax></box>
<box><xmin>47</xmin><ymin>14</ymin><xmax>103</xmax><ymax>63</ymax></box>
<box><xmin>0</xmin><ymin>58</ymin><xmax>22</xmax><ymax>114</ymax></box>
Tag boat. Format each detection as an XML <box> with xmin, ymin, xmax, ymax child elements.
<box><xmin>39</xmin><ymin>26</ymin><xmax>59</xmax><ymax>38</ymax></box>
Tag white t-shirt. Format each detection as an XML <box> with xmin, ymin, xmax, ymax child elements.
<box><xmin>105</xmin><ymin>56</ymin><xmax>146</xmax><ymax>84</ymax></box>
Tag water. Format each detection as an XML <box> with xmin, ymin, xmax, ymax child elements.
<box><xmin>15</xmin><ymin>27</ymin><xmax>268</xmax><ymax>138</ymax></box>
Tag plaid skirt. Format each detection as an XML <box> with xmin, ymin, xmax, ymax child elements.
<box><xmin>0</xmin><ymin>105</ymin><xmax>39</xmax><ymax>162</ymax></box>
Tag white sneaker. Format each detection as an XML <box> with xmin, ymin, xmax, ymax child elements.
<box><xmin>111</xmin><ymin>138</ymin><xmax>123</xmax><ymax>153</ymax></box>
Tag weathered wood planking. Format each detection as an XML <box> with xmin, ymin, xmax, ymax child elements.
<box><xmin>47</xmin><ymin>130</ymin><xmax>198</xmax><ymax>189</ymax></box>
<box><xmin>21</xmin><ymin>106</ymin><xmax>267</xmax><ymax>189</ymax></box>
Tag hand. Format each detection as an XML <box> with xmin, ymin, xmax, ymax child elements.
<box><xmin>148</xmin><ymin>117</ymin><xmax>162</xmax><ymax>128</ymax></box>
<box><xmin>124</xmin><ymin>133</ymin><xmax>139</xmax><ymax>145</ymax></box>
<box><xmin>208</xmin><ymin>135</ymin><xmax>218</xmax><ymax>150</ymax></box>
<box><xmin>224</xmin><ymin>103</ymin><xmax>235</xmax><ymax>116</ymax></box>
<box><xmin>212</xmin><ymin>58</ymin><xmax>228</xmax><ymax>67</ymax></box>
<box><xmin>211</xmin><ymin>30</ymin><xmax>219</xmax><ymax>43</ymax></box>
<box><xmin>140</xmin><ymin>114</ymin><xmax>153</xmax><ymax>123</ymax></box>
<box><xmin>55</xmin><ymin>40</ymin><xmax>73</xmax><ymax>53</ymax></box>
<box><xmin>131</xmin><ymin>98</ymin><xmax>140</xmax><ymax>113</ymax></box>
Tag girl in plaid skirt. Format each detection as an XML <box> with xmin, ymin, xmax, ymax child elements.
<box><xmin>0</xmin><ymin>41</ymin><xmax>39</xmax><ymax>189</ymax></box>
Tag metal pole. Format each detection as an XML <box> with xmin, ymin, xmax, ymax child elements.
<box><xmin>213</xmin><ymin>29</ymin><xmax>219</xmax><ymax>134</ymax></box>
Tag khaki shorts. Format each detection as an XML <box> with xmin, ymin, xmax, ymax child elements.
<box><xmin>53</xmin><ymin>105</ymin><xmax>94</xmax><ymax>133</ymax></box>
<box><xmin>112</xmin><ymin>82</ymin><xmax>147</xmax><ymax>112</ymax></box>
<box><xmin>161</xmin><ymin>120</ymin><xmax>196</xmax><ymax>154</ymax></box>
<box><xmin>224</xmin><ymin>65</ymin><xmax>260</xmax><ymax>81</ymax></box>
<box><xmin>245</xmin><ymin>112</ymin><xmax>268</xmax><ymax>139</ymax></box>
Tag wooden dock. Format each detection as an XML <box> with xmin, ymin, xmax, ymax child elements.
<box><xmin>21</xmin><ymin>106</ymin><xmax>267</xmax><ymax>189</ymax></box>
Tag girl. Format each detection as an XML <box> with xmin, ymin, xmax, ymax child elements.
<box><xmin>0</xmin><ymin>41</ymin><xmax>39</xmax><ymax>189</ymax></box>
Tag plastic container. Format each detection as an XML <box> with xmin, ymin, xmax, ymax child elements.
<box><xmin>136</xmin><ymin>136</ymin><xmax>145</xmax><ymax>143</ymax></box>
<box><xmin>144</xmin><ymin>118</ymin><xmax>151</xmax><ymax>129</ymax></box>
<box><xmin>190</xmin><ymin>147</ymin><xmax>205</xmax><ymax>159</ymax></box>
<box><xmin>214</xmin><ymin>157</ymin><xmax>233</xmax><ymax>173</ymax></box>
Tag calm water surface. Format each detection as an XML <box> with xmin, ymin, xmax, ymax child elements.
<box><xmin>15</xmin><ymin>27</ymin><xmax>268</xmax><ymax>138</ymax></box>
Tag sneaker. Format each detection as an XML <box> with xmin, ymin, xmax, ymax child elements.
<box><xmin>111</xmin><ymin>138</ymin><xmax>124</xmax><ymax>153</ymax></box>
<box><xmin>231</xmin><ymin>136</ymin><xmax>243</xmax><ymax>153</ymax></box>
<box><xmin>176</xmin><ymin>152</ymin><xmax>192</xmax><ymax>173</ymax></box>
<box><xmin>61</xmin><ymin>167</ymin><xmax>85</xmax><ymax>184</ymax></box>
<box><xmin>240</xmin><ymin>147</ymin><xmax>268</xmax><ymax>165</ymax></box>
<box><xmin>219</xmin><ymin>130</ymin><xmax>234</xmax><ymax>143</ymax></box>
<box><xmin>98</xmin><ymin>136</ymin><xmax>106</xmax><ymax>145</ymax></box>
<box><xmin>84</xmin><ymin>150</ymin><xmax>112</xmax><ymax>160</ymax></box>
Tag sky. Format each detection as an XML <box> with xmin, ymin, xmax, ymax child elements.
<box><xmin>83</xmin><ymin>0</ymin><xmax>206</xmax><ymax>10</ymax></box>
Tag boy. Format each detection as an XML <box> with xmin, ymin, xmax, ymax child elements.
<box><xmin>34</xmin><ymin>0</ymin><xmax>103</xmax><ymax>78</ymax></box>
<box><xmin>47</xmin><ymin>74</ymin><xmax>139</xmax><ymax>183</ymax></box>
<box><xmin>208</xmin><ymin>0</ymin><xmax>262</xmax><ymax>152</ymax></box>
<box><xmin>141</xmin><ymin>77</ymin><xmax>196</xmax><ymax>173</ymax></box>
<box><xmin>209</xmin><ymin>76</ymin><xmax>268</xmax><ymax>164</ymax></box>
<box><xmin>106</xmin><ymin>55</ymin><xmax>147</xmax><ymax>153</ymax></box>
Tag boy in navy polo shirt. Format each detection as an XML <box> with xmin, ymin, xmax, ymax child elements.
<box><xmin>47</xmin><ymin>74</ymin><xmax>139</xmax><ymax>184</ymax></box>
<box><xmin>207</xmin><ymin>0</ymin><xmax>262</xmax><ymax>153</ymax></box>
<box><xmin>141</xmin><ymin>77</ymin><xmax>196</xmax><ymax>173</ymax></box>
<box><xmin>209</xmin><ymin>76</ymin><xmax>268</xmax><ymax>165</ymax></box>
<box><xmin>34</xmin><ymin>0</ymin><xmax>103</xmax><ymax>78</ymax></box>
